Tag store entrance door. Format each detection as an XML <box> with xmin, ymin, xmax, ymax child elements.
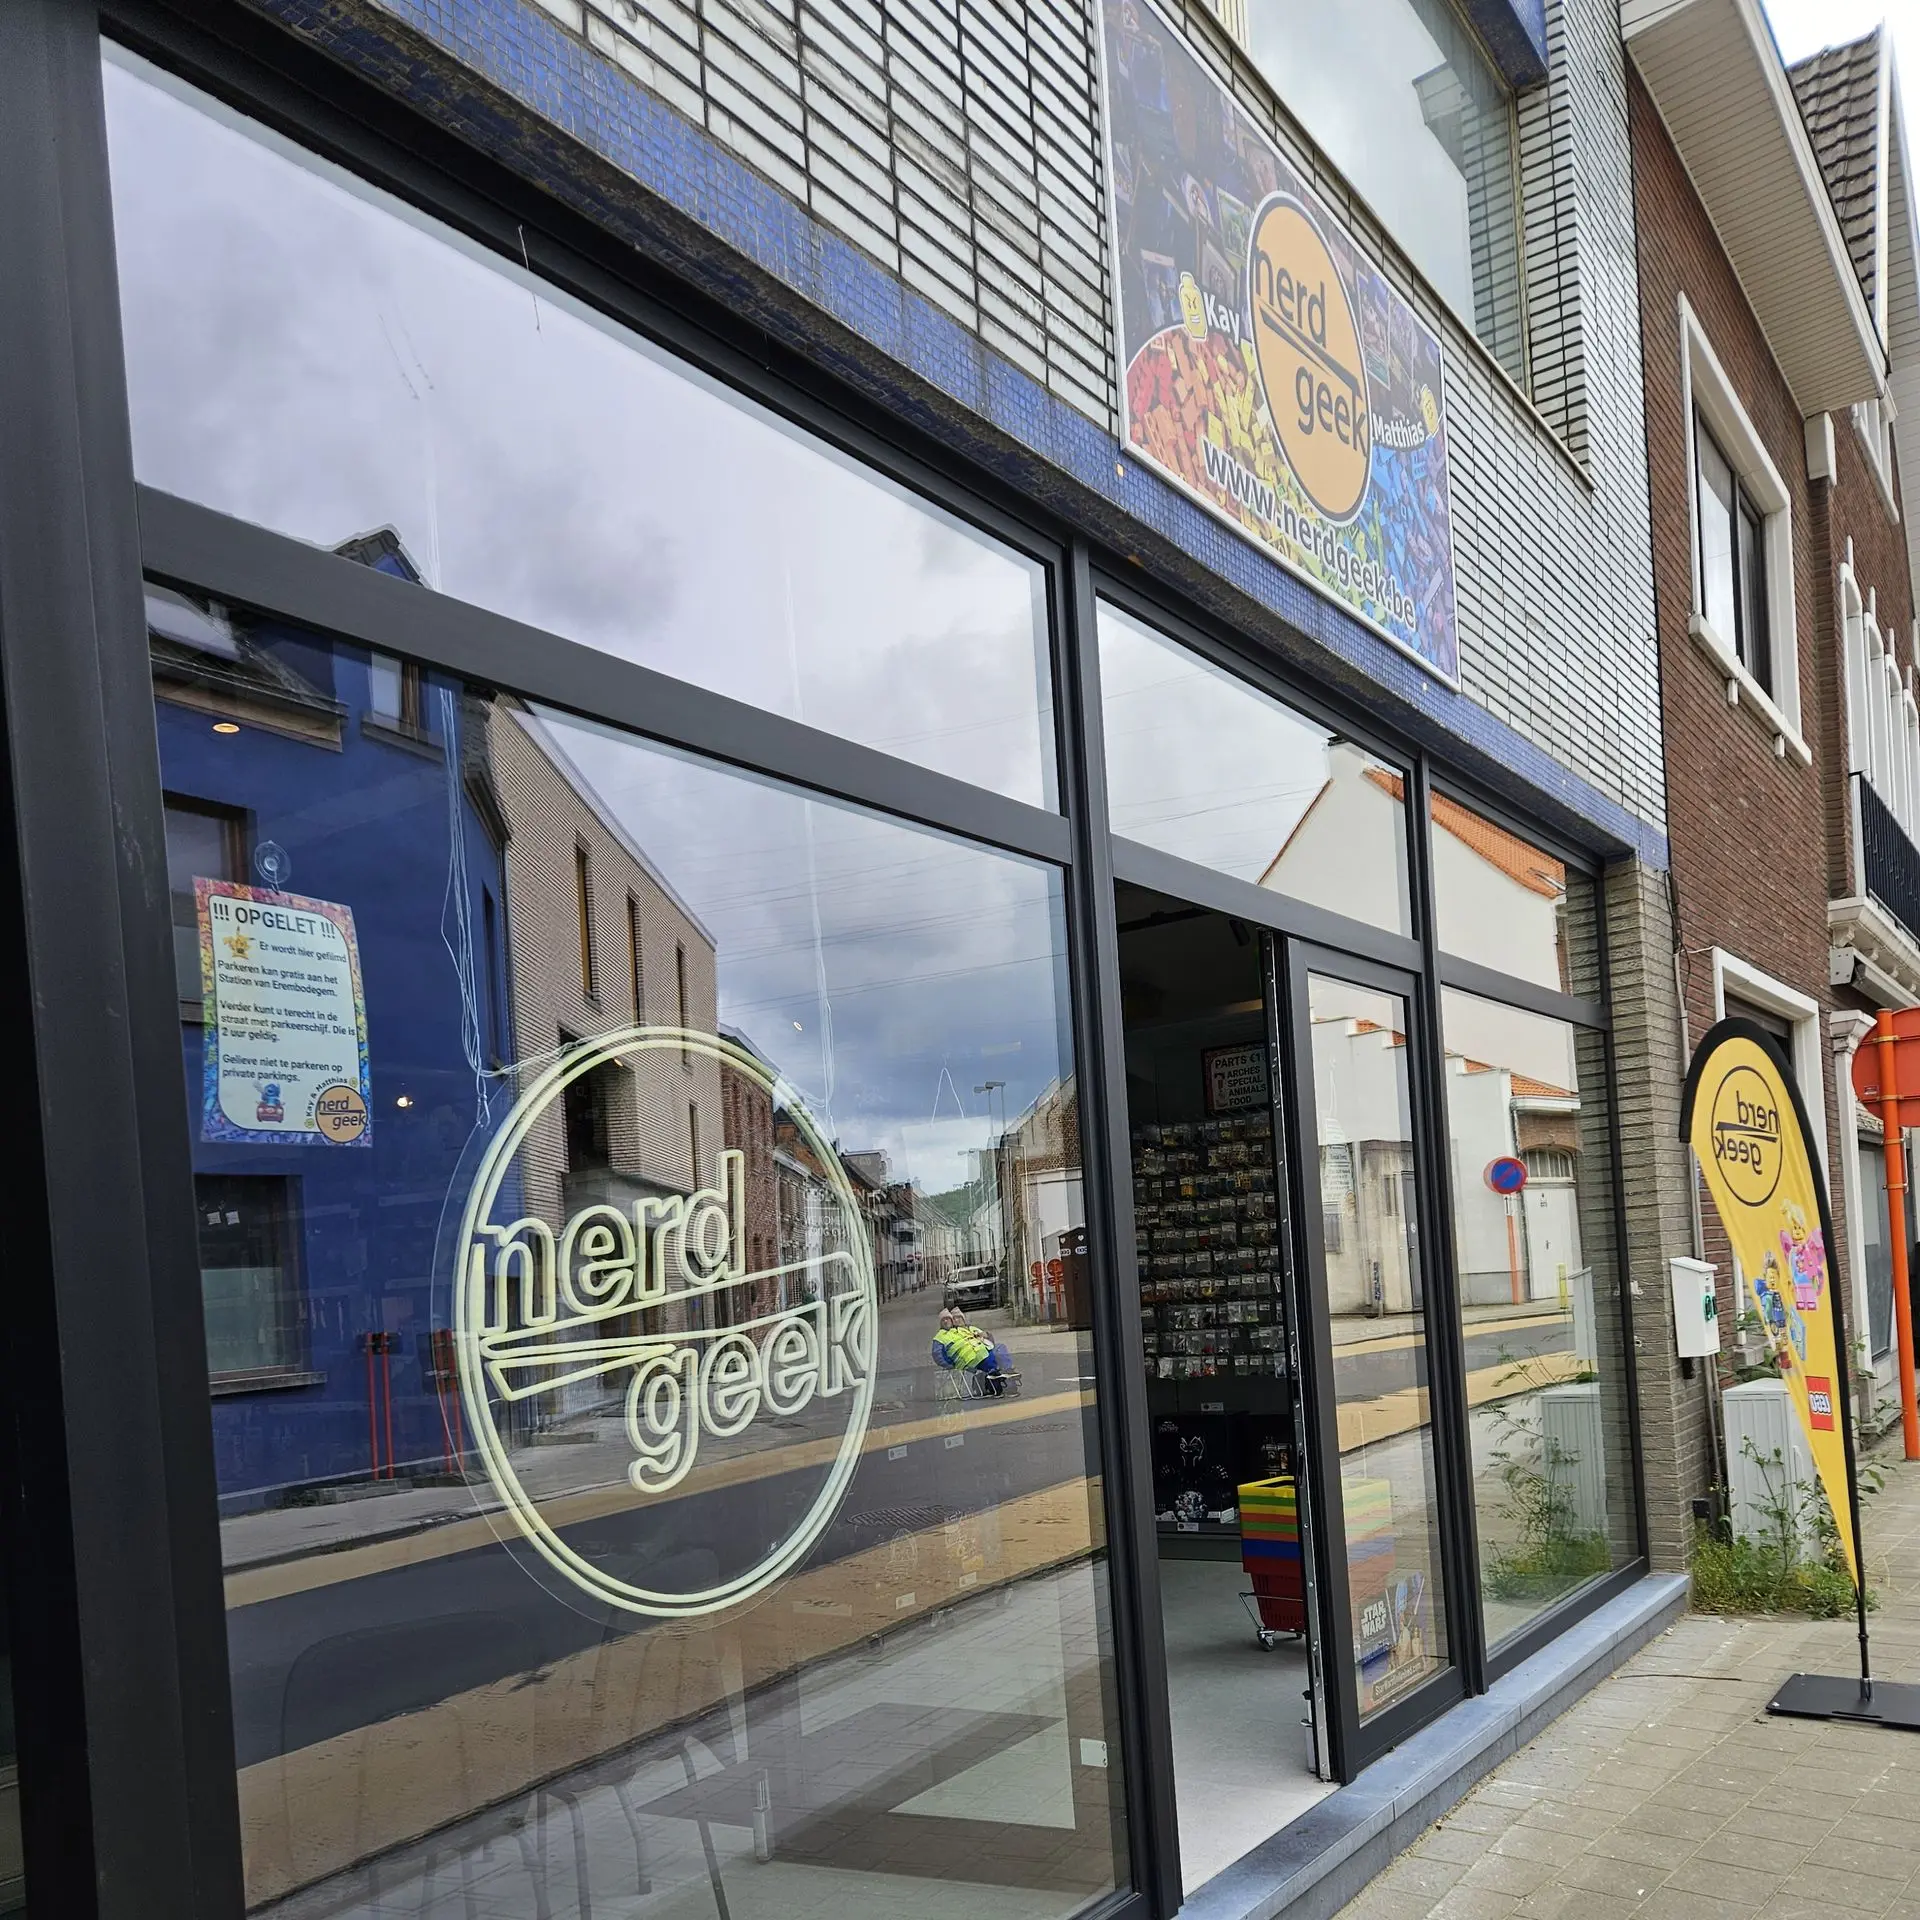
<box><xmin>1116</xmin><ymin>886</ymin><xmax>1332</xmax><ymax>1890</ymax></box>
<box><xmin>1276</xmin><ymin>944</ymin><xmax>1460</xmax><ymax>1780</ymax></box>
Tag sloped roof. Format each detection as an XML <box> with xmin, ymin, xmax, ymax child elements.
<box><xmin>1790</xmin><ymin>32</ymin><xmax>1885</xmax><ymax>323</ymax></box>
<box><xmin>1510</xmin><ymin>1071</ymin><xmax>1575</xmax><ymax>1100</ymax></box>
<box><xmin>1623</xmin><ymin>0</ymin><xmax>1885</xmax><ymax>413</ymax></box>
<box><xmin>1363</xmin><ymin>767</ymin><xmax>1566</xmax><ymax>900</ymax></box>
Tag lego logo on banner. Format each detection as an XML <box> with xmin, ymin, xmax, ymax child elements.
<box><xmin>453</xmin><ymin>1028</ymin><xmax>876</xmax><ymax>1616</ymax></box>
<box><xmin>1250</xmin><ymin>195</ymin><xmax>1372</xmax><ymax>523</ymax></box>
<box><xmin>1808</xmin><ymin>1378</ymin><xmax>1836</xmax><ymax>1430</ymax></box>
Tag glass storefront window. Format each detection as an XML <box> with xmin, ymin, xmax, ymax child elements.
<box><xmin>1241</xmin><ymin>0</ymin><xmax>1525</xmax><ymax>385</ymax></box>
<box><xmin>1856</xmin><ymin>1134</ymin><xmax>1910</xmax><ymax>1362</ymax></box>
<box><xmin>152</xmin><ymin>599</ymin><xmax>1127</xmax><ymax>1914</ymax></box>
<box><xmin>1439</xmin><ymin>989</ymin><xmax>1635</xmax><ymax>1646</ymax></box>
<box><xmin>1307</xmin><ymin>974</ymin><xmax>1449</xmax><ymax>1719</ymax></box>
<box><xmin>104</xmin><ymin>53</ymin><xmax>1059</xmax><ymax>811</ymax></box>
<box><xmin>1098</xmin><ymin>604</ymin><xmax>1412</xmax><ymax>934</ymax></box>
<box><xmin>1430</xmin><ymin>793</ymin><xmax>1594</xmax><ymax>996</ymax></box>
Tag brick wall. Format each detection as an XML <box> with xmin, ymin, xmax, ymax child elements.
<box><xmin>1631</xmin><ymin>68</ymin><xmax>1855</xmax><ymax>1504</ymax></box>
<box><xmin>485</xmin><ymin>699</ymin><xmax>725</xmax><ymax>1225</ymax></box>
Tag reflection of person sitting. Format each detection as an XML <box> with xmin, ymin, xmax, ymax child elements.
<box><xmin>932</xmin><ymin>1309</ymin><xmax>1008</xmax><ymax>1395</ymax></box>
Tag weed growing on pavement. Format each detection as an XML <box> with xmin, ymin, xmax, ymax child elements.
<box><xmin>1689</xmin><ymin>1437</ymin><xmax>1871</xmax><ymax>1618</ymax></box>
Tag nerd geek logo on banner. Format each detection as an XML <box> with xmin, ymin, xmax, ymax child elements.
<box><xmin>1097</xmin><ymin>0</ymin><xmax>1458</xmax><ymax>680</ymax></box>
<box><xmin>452</xmin><ymin>1028</ymin><xmax>877</xmax><ymax>1617</ymax></box>
<box><xmin>1682</xmin><ymin>1019</ymin><xmax>1859</xmax><ymax>1586</ymax></box>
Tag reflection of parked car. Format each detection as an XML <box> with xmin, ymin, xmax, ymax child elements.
<box><xmin>946</xmin><ymin>1264</ymin><xmax>1000</xmax><ymax>1313</ymax></box>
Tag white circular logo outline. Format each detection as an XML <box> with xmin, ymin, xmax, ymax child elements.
<box><xmin>453</xmin><ymin>1026</ymin><xmax>877</xmax><ymax>1616</ymax></box>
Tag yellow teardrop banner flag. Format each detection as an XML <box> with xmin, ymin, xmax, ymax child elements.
<box><xmin>1681</xmin><ymin>1019</ymin><xmax>1858</xmax><ymax>1586</ymax></box>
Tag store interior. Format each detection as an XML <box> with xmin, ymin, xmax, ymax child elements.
<box><xmin>1117</xmin><ymin>885</ymin><xmax>1335</xmax><ymax>1889</ymax></box>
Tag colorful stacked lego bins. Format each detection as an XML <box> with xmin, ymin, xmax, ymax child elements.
<box><xmin>1238</xmin><ymin>1475</ymin><xmax>1306</xmax><ymax>1634</ymax></box>
<box><xmin>1343</xmin><ymin>1475</ymin><xmax>1397</xmax><ymax>1688</ymax></box>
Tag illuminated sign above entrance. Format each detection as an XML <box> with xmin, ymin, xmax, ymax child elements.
<box><xmin>453</xmin><ymin>1028</ymin><xmax>877</xmax><ymax>1616</ymax></box>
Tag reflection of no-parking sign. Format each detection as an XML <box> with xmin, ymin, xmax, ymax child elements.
<box><xmin>1485</xmin><ymin>1156</ymin><xmax>1527</xmax><ymax>1196</ymax></box>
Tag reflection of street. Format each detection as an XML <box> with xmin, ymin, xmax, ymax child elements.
<box><xmin>250</xmin><ymin>1556</ymin><xmax>1117</xmax><ymax>1919</ymax></box>
<box><xmin>1329</xmin><ymin>1304</ymin><xmax>1574</xmax><ymax>1453</ymax></box>
<box><xmin>224</xmin><ymin>1292</ymin><xmax>1113</xmax><ymax>1906</ymax></box>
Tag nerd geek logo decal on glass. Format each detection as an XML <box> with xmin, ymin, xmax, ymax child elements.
<box><xmin>453</xmin><ymin>1028</ymin><xmax>876</xmax><ymax>1617</ymax></box>
<box><xmin>1250</xmin><ymin>195</ymin><xmax>1371</xmax><ymax>522</ymax></box>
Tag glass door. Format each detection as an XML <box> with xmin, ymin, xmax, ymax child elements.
<box><xmin>1277</xmin><ymin>944</ymin><xmax>1461</xmax><ymax>1771</ymax></box>
<box><xmin>1261</xmin><ymin>938</ymin><xmax>1332</xmax><ymax>1784</ymax></box>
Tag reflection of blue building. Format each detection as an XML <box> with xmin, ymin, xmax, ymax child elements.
<box><xmin>152</xmin><ymin>532</ymin><xmax>513</xmax><ymax>1505</ymax></box>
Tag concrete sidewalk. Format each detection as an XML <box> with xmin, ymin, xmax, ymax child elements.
<box><xmin>1334</xmin><ymin>1439</ymin><xmax>1920</xmax><ymax>1920</ymax></box>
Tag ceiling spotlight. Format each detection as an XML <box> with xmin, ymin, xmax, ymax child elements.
<box><xmin>212</xmin><ymin>721</ymin><xmax>240</xmax><ymax>735</ymax></box>
<box><xmin>395</xmin><ymin>1094</ymin><xmax>414</xmax><ymax>1109</ymax></box>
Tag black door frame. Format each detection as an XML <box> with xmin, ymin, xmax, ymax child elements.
<box><xmin>1275</xmin><ymin>940</ymin><xmax>1471</xmax><ymax>1780</ymax></box>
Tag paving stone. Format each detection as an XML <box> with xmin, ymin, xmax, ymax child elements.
<box><xmin>1776</xmin><ymin>1862</ymin><xmax>1907</xmax><ymax>1913</ymax></box>
<box><xmin>1807</xmin><ymin>1835</ymin><xmax>1920</xmax><ymax>1882</ymax></box>
<box><xmin>1335</xmin><ymin>1450</ymin><xmax>1920</xmax><ymax>1920</ymax></box>
<box><xmin>1427</xmin><ymin>1888</ymin><xmax>1524</xmax><ymax>1919</ymax></box>
<box><xmin>1659</xmin><ymin>1855</ymin><xmax>1789</xmax><ymax>1907</ymax></box>
<box><xmin>1491</xmin><ymin>1825</ymin><xmax>1591</xmax><ymax>1868</ymax></box>
<box><xmin>1457</xmin><ymin>1852</ymin><xmax>1555</xmax><ymax>1898</ymax></box>
<box><xmin>1689</xmin><ymin>1828</ymin><xmax>1810</xmax><ymax>1875</ymax></box>
<box><xmin>1633</xmin><ymin>1891</ymin><xmax>1764</xmax><ymax>1920</ymax></box>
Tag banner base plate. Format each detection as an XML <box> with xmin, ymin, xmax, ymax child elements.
<box><xmin>1768</xmin><ymin>1673</ymin><xmax>1920</xmax><ymax>1730</ymax></box>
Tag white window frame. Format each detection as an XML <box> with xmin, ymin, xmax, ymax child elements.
<box><xmin>1711</xmin><ymin>951</ymin><xmax>1828</xmax><ymax>1178</ymax></box>
<box><xmin>1839</xmin><ymin>555</ymin><xmax>1920</xmax><ymax>846</ymax></box>
<box><xmin>1852</xmin><ymin>393</ymin><xmax>1901</xmax><ymax>523</ymax></box>
<box><xmin>1679</xmin><ymin>296</ymin><xmax>1806</xmax><ymax>761</ymax></box>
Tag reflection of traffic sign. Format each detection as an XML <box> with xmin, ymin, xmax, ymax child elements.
<box><xmin>1485</xmin><ymin>1156</ymin><xmax>1527</xmax><ymax>1196</ymax></box>
<box><xmin>1030</xmin><ymin>1260</ymin><xmax>1044</xmax><ymax>1282</ymax></box>
<box><xmin>1047</xmin><ymin>1257</ymin><xmax>1063</xmax><ymax>1281</ymax></box>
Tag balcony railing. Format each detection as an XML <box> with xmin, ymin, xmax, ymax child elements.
<box><xmin>1857</xmin><ymin>771</ymin><xmax>1920</xmax><ymax>949</ymax></box>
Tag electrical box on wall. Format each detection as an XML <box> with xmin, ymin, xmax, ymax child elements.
<box><xmin>1670</xmin><ymin>1256</ymin><xmax>1719</xmax><ymax>1358</ymax></box>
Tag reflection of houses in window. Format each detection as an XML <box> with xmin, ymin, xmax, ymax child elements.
<box><xmin>151</xmin><ymin>543</ymin><xmax>510</xmax><ymax>1482</ymax></box>
<box><xmin>997</xmin><ymin>1077</ymin><xmax>1084</xmax><ymax>1324</ymax></box>
<box><xmin>773</xmin><ymin>1111</ymin><xmax>860</xmax><ymax>1311</ymax></box>
<box><xmin>1447</xmin><ymin>1055</ymin><xmax>1583</xmax><ymax>1309</ymax></box>
<box><xmin>843</xmin><ymin>1152</ymin><xmax>954</xmax><ymax>1303</ymax></box>
<box><xmin>486</xmin><ymin>704</ymin><xmax>723</xmax><ymax>1361</ymax></box>
<box><xmin>718</xmin><ymin>1027</ymin><xmax>779</xmax><ymax>1325</ymax></box>
<box><xmin>1311</xmin><ymin>1017</ymin><xmax>1419</xmax><ymax>1318</ymax></box>
<box><xmin>1263</xmin><ymin>760</ymin><xmax>1570</xmax><ymax>988</ymax></box>
<box><xmin>1259</xmin><ymin>743</ymin><xmax>1412</xmax><ymax>930</ymax></box>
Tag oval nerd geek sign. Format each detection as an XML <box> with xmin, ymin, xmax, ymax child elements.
<box><xmin>1249</xmin><ymin>194</ymin><xmax>1371</xmax><ymax>523</ymax></box>
<box><xmin>453</xmin><ymin>1027</ymin><xmax>877</xmax><ymax>1617</ymax></box>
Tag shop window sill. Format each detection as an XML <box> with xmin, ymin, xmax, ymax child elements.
<box><xmin>1689</xmin><ymin>614</ymin><xmax>1810</xmax><ymax>764</ymax></box>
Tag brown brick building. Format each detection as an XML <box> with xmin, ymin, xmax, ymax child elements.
<box><xmin>1630</xmin><ymin>10</ymin><xmax>1920</xmax><ymax>1458</ymax></box>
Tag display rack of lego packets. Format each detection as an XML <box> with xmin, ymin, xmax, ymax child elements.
<box><xmin>1133</xmin><ymin>1115</ymin><xmax>1288</xmax><ymax>1379</ymax></box>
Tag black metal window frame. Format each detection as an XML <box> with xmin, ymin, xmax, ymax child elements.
<box><xmin>1080</xmin><ymin>575</ymin><xmax>1642</xmax><ymax>1769</ymax></box>
<box><xmin>1694</xmin><ymin>408</ymin><xmax>1773</xmax><ymax>694</ymax></box>
<box><xmin>0</xmin><ymin>0</ymin><xmax>1646</xmax><ymax>1914</ymax></box>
